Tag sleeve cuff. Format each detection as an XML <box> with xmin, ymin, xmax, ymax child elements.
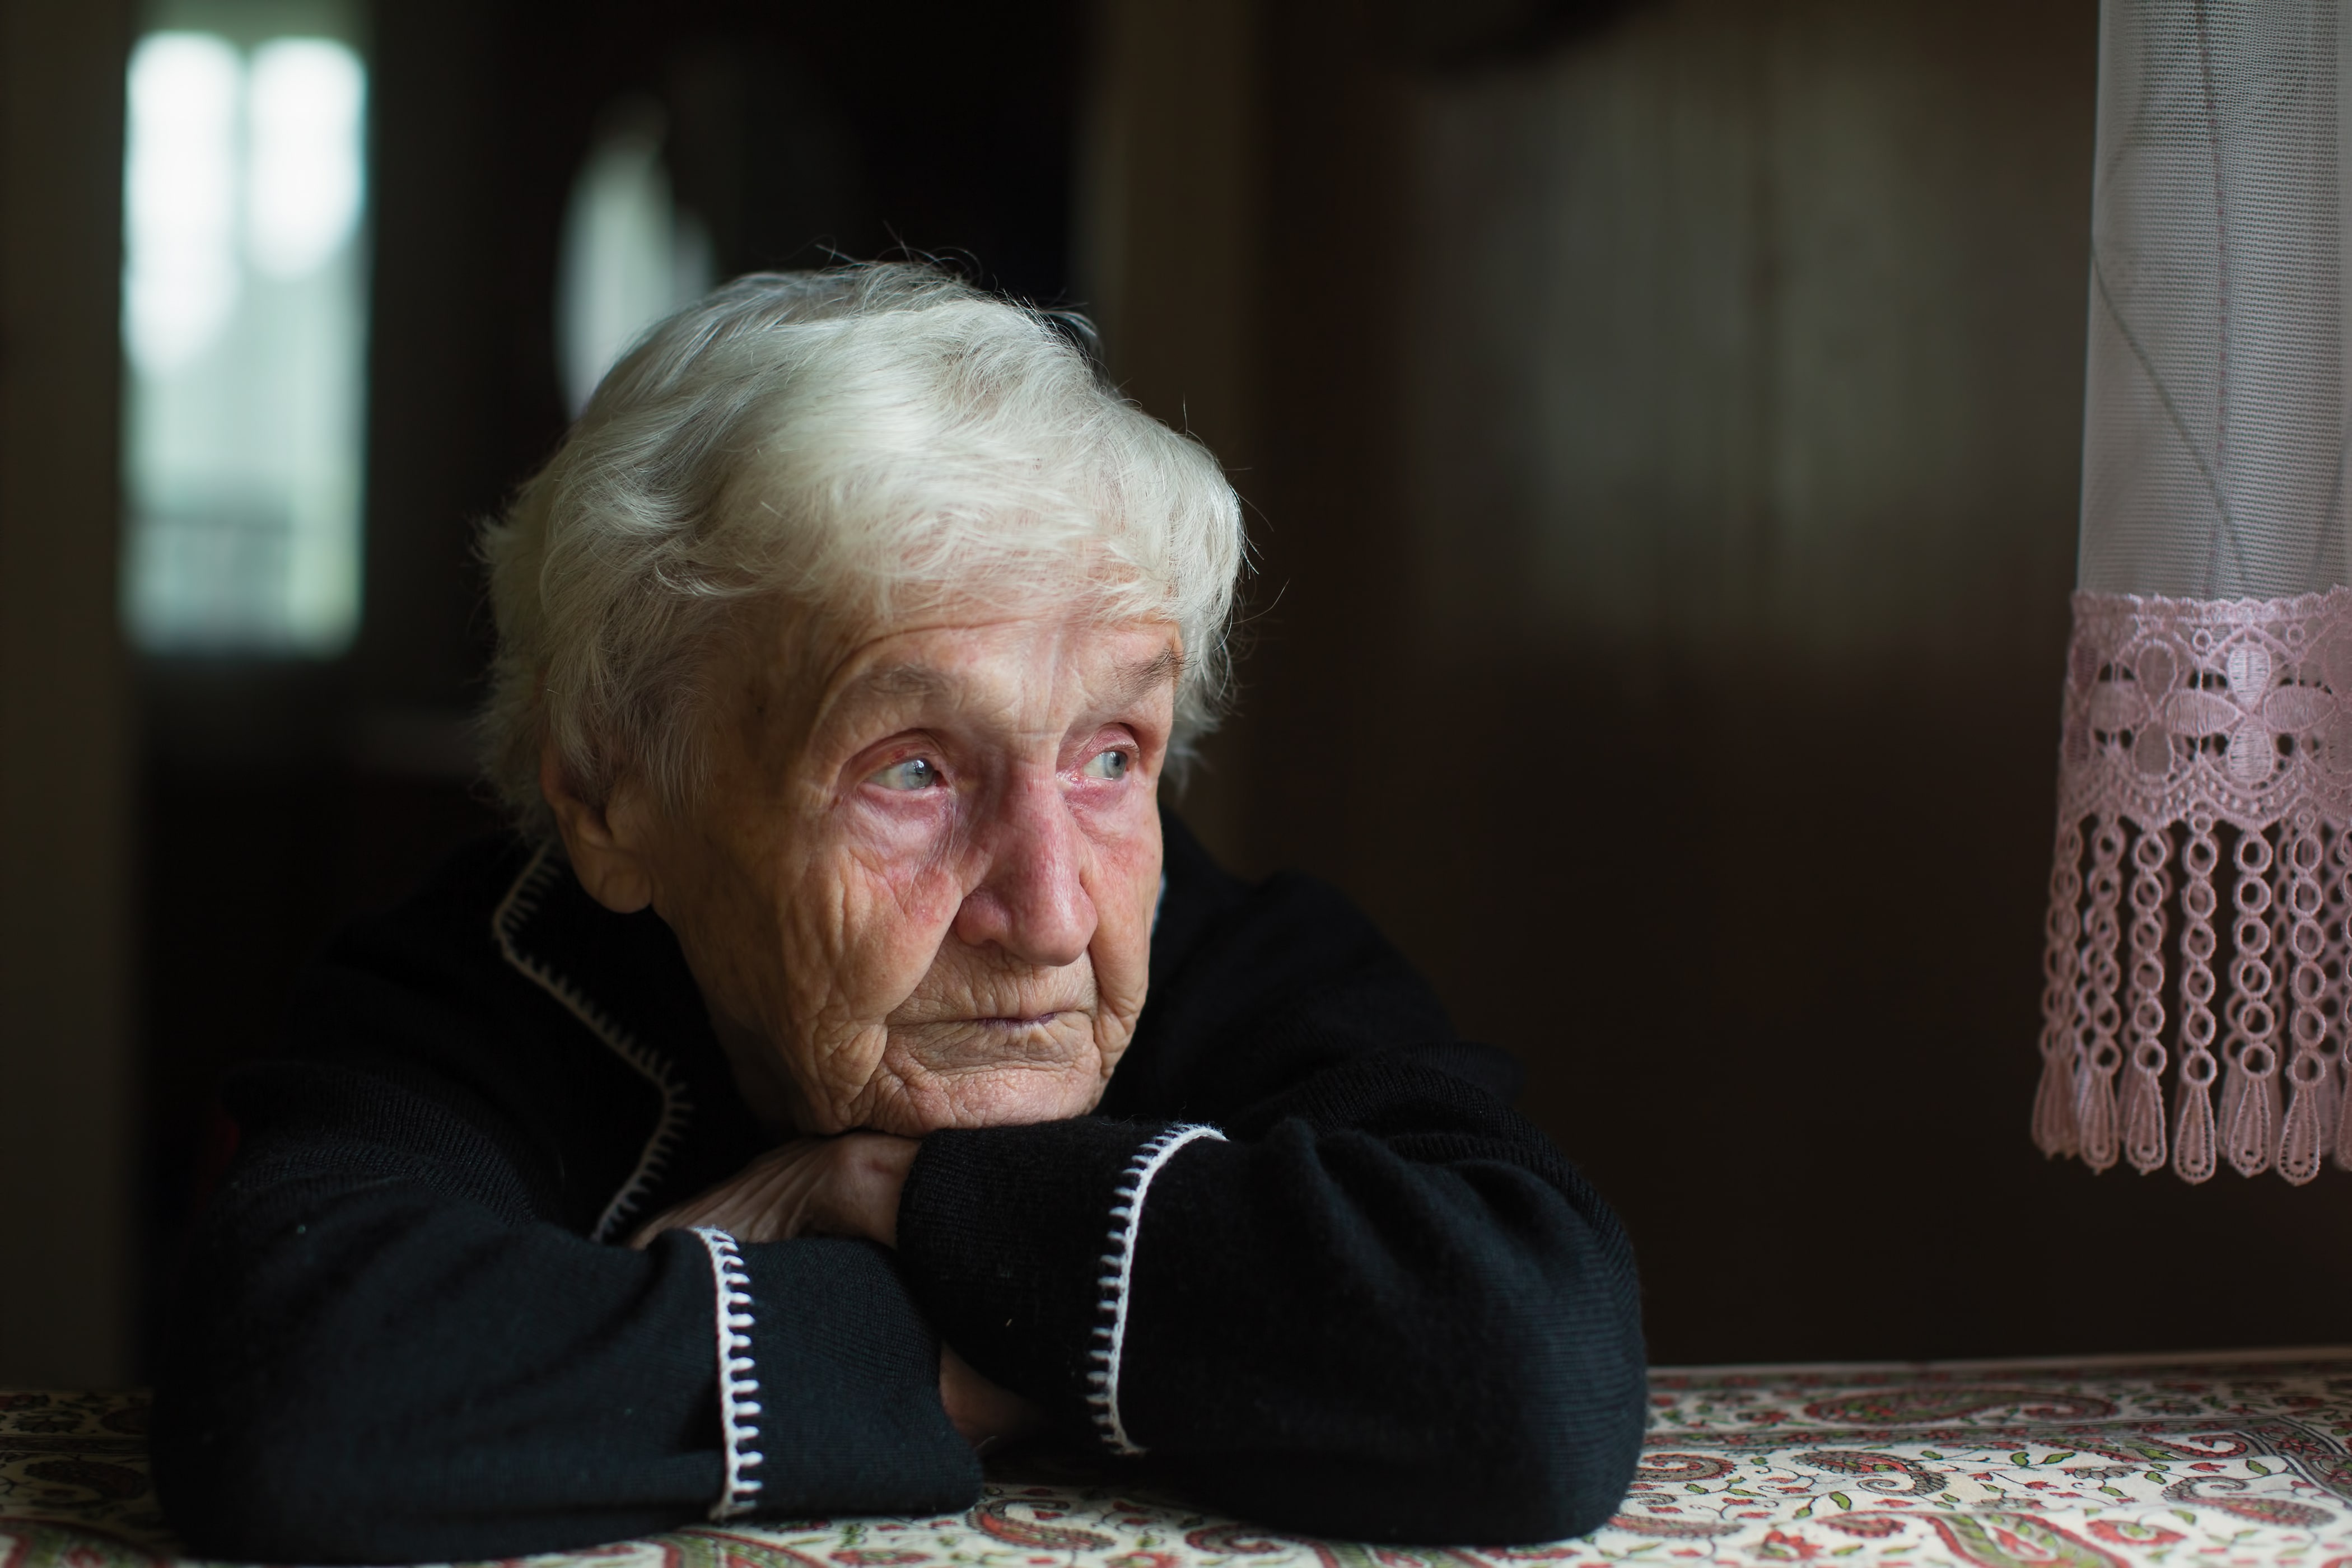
<box><xmin>699</xmin><ymin>1230</ymin><xmax>979</xmax><ymax>1520</ymax></box>
<box><xmin>896</xmin><ymin>1118</ymin><xmax>1224</xmax><ymax>1450</ymax></box>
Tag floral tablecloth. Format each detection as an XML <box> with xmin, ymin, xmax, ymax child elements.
<box><xmin>7</xmin><ymin>1350</ymin><xmax>2350</xmax><ymax>1568</ymax></box>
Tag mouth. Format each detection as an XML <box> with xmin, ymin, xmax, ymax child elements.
<box><xmin>885</xmin><ymin>1007</ymin><xmax>1093</xmax><ymax>1068</ymax></box>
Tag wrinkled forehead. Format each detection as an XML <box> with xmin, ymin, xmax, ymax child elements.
<box><xmin>733</xmin><ymin>586</ymin><xmax>1185</xmax><ymax>741</ymax></box>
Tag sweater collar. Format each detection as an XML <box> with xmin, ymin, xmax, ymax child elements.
<box><xmin>491</xmin><ymin>841</ymin><xmax>736</xmax><ymax>1241</ymax></box>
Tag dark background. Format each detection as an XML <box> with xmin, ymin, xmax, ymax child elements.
<box><xmin>3</xmin><ymin>0</ymin><xmax>2346</xmax><ymax>1388</ymax></box>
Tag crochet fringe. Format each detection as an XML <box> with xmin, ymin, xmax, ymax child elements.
<box><xmin>2041</xmin><ymin>588</ymin><xmax>2352</xmax><ymax>1183</ymax></box>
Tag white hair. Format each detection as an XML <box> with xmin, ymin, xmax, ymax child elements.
<box><xmin>480</xmin><ymin>262</ymin><xmax>1247</xmax><ymax>839</ymax></box>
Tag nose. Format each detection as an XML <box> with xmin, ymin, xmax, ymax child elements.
<box><xmin>951</xmin><ymin>770</ymin><xmax>1095</xmax><ymax>969</ymax></box>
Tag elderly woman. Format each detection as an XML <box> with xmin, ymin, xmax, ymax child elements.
<box><xmin>151</xmin><ymin>266</ymin><xmax>1645</xmax><ymax>1562</ymax></box>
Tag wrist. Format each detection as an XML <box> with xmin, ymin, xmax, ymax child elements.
<box><xmin>833</xmin><ymin>1132</ymin><xmax>919</xmax><ymax>1247</ymax></box>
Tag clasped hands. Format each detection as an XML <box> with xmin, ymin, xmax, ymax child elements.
<box><xmin>627</xmin><ymin>1135</ymin><xmax>1040</xmax><ymax>1450</ymax></box>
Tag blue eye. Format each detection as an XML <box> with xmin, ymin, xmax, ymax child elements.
<box><xmin>1081</xmin><ymin>749</ymin><xmax>1132</xmax><ymax>781</ymax></box>
<box><xmin>870</xmin><ymin>757</ymin><xmax>941</xmax><ymax>791</ymax></box>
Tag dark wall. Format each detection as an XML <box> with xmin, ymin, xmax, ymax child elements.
<box><xmin>0</xmin><ymin>0</ymin><xmax>137</xmax><ymax>1386</ymax></box>
<box><xmin>1122</xmin><ymin>0</ymin><xmax>2352</xmax><ymax>1364</ymax></box>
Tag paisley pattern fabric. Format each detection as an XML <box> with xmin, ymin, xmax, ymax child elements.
<box><xmin>8</xmin><ymin>1353</ymin><xmax>2351</xmax><ymax>1568</ymax></box>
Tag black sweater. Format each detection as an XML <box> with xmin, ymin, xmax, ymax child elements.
<box><xmin>151</xmin><ymin>811</ymin><xmax>1645</xmax><ymax>1561</ymax></box>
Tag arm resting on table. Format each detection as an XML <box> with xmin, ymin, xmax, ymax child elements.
<box><xmin>151</xmin><ymin>1063</ymin><xmax>974</xmax><ymax>1565</ymax></box>
<box><xmin>899</xmin><ymin>1053</ymin><xmax>1647</xmax><ymax>1545</ymax></box>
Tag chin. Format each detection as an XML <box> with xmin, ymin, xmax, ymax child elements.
<box><xmin>862</xmin><ymin>1056</ymin><xmax>1112</xmax><ymax>1135</ymax></box>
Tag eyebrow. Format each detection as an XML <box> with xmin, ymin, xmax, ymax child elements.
<box><xmin>843</xmin><ymin>663</ymin><xmax>960</xmax><ymax>705</ymax></box>
<box><xmin>1105</xmin><ymin>647</ymin><xmax>1187</xmax><ymax>708</ymax></box>
<box><xmin>838</xmin><ymin>647</ymin><xmax>1186</xmax><ymax>712</ymax></box>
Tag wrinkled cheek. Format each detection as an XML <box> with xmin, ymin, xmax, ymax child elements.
<box><xmin>1084</xmin><ymin>931</ymin><xmax>1150</xmax><ymax>1072</ymax></box>
<box><xmin>792</xmin><ymin>867</ymin><xmax>962</xmax><ymax>1065</ymax></box>
<box><xmin>806</xmin><ymin>1023</ymin><xmax>898</xmax><ymax>1130</ymax></box>
<box><xmin>1094</xmin><ymin>988</ymin><xmax>1146</xmax><ymax>1068</ymax></box>
<box><xmin>1090</xmin><ymin>836</ymin><xmax>1161</xmax><ymax>1060</ymax></box>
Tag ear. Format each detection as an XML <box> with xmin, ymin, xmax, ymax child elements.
<box><xmin>540</xmin><ymin>738</ymin><xmax>657</xmax><ymax>914</ymax></box>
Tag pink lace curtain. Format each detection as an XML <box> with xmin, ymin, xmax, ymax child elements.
<box><xmin>2040</xmin><ymin>0</ymin><xmax>2352</xmax><ymax>1182</ymax></box>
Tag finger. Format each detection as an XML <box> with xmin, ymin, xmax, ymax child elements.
<box><xmin>622</xmin><ymin>1137</ymin><xmax>838</xmax><ymax>1250</ymax></box>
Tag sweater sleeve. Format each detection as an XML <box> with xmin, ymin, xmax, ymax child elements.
<box><xmin>893</xmin><ymin>868</ymin><xmax>1647</xmax><ymax>1548</ymax></box>
<box><xmin>152</xmin><ymin>1054</ymin><xmax>977</xmax><ymax>1565</ymax></box>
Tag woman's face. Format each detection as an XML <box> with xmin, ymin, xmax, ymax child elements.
<box><xmin>557</xmin><ymin>599</ymin><xmax>1179</xmax><ymax>1136</ymax></box>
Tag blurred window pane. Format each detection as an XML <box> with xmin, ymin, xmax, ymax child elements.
<box><xmin>121</xmin><ymin>3</ymin><xmax>368</xmax><ymax>657</ymax></box>
<box><xmin>558</xmin><ymin>100</ymin><xmax>714</xmax><ymax>417</ymax></box>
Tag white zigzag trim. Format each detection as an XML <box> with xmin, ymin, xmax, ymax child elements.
<box><xmin>492</xmin><ymin>842</ymin><xmax>693</xmax><ymax>1242</ymax></box>
<box><xmin>693</xmin><ymin>1228</ymin><xmax>766</xmax><ymax>1519</ymax></box>
<box><xmin>1084</xmin><ymin>1123</ymin><xmax>1225</xmax><ymax>1456</ymax></box>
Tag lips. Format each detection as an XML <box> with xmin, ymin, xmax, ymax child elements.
<box><xmin>885</xmin><ymin>993</ymin><xmax>1091</xmax><ymax>1028</ymax></box>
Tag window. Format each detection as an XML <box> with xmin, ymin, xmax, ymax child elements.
<box><xmin>121</xmin><ymin>2</ymin><xmax>368</xmax><ymax>656</ymax></box>
<box><xmin>557</xmin><ymin>99</ymin><xmax>713</xmax><ymax>417</ymax></box>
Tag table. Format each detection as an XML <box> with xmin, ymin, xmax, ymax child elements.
<box><xmin>6</xmin><ymin>1351</ymin><xmax>2348</xmax><ymax>1567</ymax></box>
